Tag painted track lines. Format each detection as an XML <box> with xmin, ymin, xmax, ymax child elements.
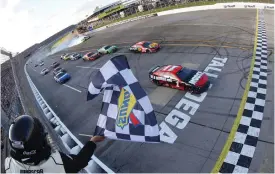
<box><xmin>212</xmin><ymin>9</ymin><xmax>269</xmax><ymax>173</ymax></box>
<box><xmin>79</xmin><ymin>133</ymin><xmax>93</xmax><ymax>137</ymax></box>
<box><xmin>76</xmin><ymin>66</ymin><xmax>101</xmax><ymax>69</ymax></box>
<box><xmin>63</xmin><ymin>84</ymin><xmax>82</xmax><ymax>93</ymax></box>
<box><xmin>76</xmin><ymin>66</ymin><xmax>91</xmax><ymax>68</ymax></box>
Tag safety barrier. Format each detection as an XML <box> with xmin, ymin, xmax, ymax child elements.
<box><xmin>106</xmin><ymin>13</ymin><xmax>158</xmax><ymax>28</ymax></box>
<box><xmin>83</xmin><ymin>2</ymin><xmax>273</xmax><ymax>35</ymax></box>
<box><xmin>157</xmin><ymin>2</ymin><xmax>274</xmax><ymax>16</ymax></box>
<box><xmin>24</xmin><ymin>61</ymin><xmax>114</xmax><ymax>173</ymax></box>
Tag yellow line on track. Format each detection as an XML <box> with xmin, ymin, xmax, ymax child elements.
<box><xmin>211</xmin><ymin>9</ymin><xmax>259</xmax><ymax>173</ymax></box>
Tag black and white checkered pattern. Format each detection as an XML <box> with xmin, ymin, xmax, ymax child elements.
<box><xmin>220</xmin><ymin>10</ymin><xmax>268</xmax><ymax>173</ymax></box>
<box><xmin>87</xmin><ymin>55</ymin><xmax>160</xmax><ymax>143</ymax></box>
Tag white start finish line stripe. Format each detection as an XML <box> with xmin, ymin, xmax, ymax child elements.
<box><xmin>159</xmin><ymin>56</ymin><xmax>228</xmax><ymax>144</ymax></box>
<box><xmin>63</xmin><ymin>84</ymin><xmax>82</xmax><ymax>93</ymax></box>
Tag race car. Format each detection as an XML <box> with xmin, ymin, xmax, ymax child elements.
<box><xmin>70</xmin><ymin>53</ymin><xmax>82</xmax><ymax>60</ymax></box>
<box><xmin>40</xmin><ymin>68</ymin><xmax>49</xmax><ymax>75</ymax></box>
<box><xmin>54</xmin><ymin>72</ymin><xmax>71</xmax><ymax>84</ymax></box>
<box><xmin>149</xmin><ymin>65</ymin><xmax>210</xmax><ymax>94</ymax></box>
<box><xmin>61</xmin><ymin>53</ymin><xmax>70</xmax><ymax>60</ymax></box>
<box><xmin>83</xmin><ymin>52</ymin><xmax>101</xmax><ymax>61</ymax></box>
<box><xmin>39</xmin><ymin>61</ymin><xmax>44</xmax><ymax>66</ymax></box>
<box><xmin>51</xmin><ymin>62</ymin><xmax>60</xmax><ymax>68</ymax></box>
<box><xmin>129</xmin><ymin>41</ymin><xmax>160</xmax><ymax>53</ymax></box>
<box><xmin>98</xmin><ymin>45</ymin><xmax>118</xmax><ymax>54</ymax></box>
<box><xmin>81</xmin><ymin>36</ymin><xmax>91</xmax><ymax>42</ymax></box>
<box><xmin>52</xmin><ymin>67</ymin><xmax>66</xmax><ymax>76</ymax></box>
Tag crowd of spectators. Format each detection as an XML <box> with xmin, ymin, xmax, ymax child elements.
<box><xmin>1</xmin><ymin>61</ymin><xmax>16</xmax><ymax>115</ymax></box>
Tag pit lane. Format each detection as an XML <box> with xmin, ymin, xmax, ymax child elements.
<box><xmin>26</xmin><ymin>9</ymin><xmax>274</xmax><ymax>172</ymax></box>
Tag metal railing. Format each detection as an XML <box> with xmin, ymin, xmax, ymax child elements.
<box><xmin>24</xmin><ymin>60</ymin><xmax>114</xmax><ymax>173</ymax></box>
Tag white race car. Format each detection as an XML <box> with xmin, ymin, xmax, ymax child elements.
<box><xmin>40</xmin><ymin>68</ymin><xmax>49</xmax><ymax>75</ymax></box>
<box><xmin>70</xmin><ymin>53</ymin><xmax>82</xmax><ymax>60</ymax></box>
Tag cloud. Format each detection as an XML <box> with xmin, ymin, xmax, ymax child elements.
<box><xmin>0</xmin><ymin>0</ymin><xmax>8</xmax><ymax>9</ymax></box>
<box><xmin>0</xmin><ymin>0</ymin><xmax>34</xmax><ymax>52</ymax></box>
<box><xmin>0</xmin><ymin>0</ymin><xmax>117</xmax><ymax>53</ymax></box>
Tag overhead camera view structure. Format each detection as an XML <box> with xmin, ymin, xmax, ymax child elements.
<box><xmin>1</xmin><ymin>0</ymin><xmax>274</xmax><ymax>173</ymax></box>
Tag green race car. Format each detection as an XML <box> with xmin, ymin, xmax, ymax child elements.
<box><xmin>98</xmin><ymin>45</ymin><xmax>118</xmax><ymax>54</ymax></box>
<box><xmin>61</xmin><ymin>53</ymin><xmax>71</xmax><ymax>61</ymax></box>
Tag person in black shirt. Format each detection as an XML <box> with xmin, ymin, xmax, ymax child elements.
<box><xmin>5</xmin><ymin>115</ymin><xmax>104</xmax><ymax>173</ymax></box>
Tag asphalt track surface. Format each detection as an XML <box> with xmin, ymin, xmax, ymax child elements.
<box><xmin>26</xmin><ymin>9</ymin><xmax>274</xmax><ymax>172</ymax></box>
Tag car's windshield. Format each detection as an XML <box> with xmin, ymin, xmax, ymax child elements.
<box><xmin>104</xmin><ymin>45</ymin><xmax>111</xmax><ymax>49</ymax></box>
<box><xmin>73</xmin><ymin>54</ymin><xmax>78</xmax><ymax>56</ymax></box>
<box><xmin>56</xmin><ymin>72</ymin><xmax>65</xmax><ymax>78</ymax></box>
<box><xmin>42</xmin><ymin>68</ymin><xmax>47</xmax><ymax>71</ymax></box>
<box><xmin>88</xmin><ymin>53</ymin><xmax>95</xmax><ymax>57</ymax></box>
<box><xmin>143</xmin><ymin>42</ymin><xmax>151</xmax><ymax>48</ymax></box>
<box><xmin>177</xmin><ymin>68</ymin><xmax>197</xmax><ymax>81</ymax></box>
<box><xmin>55</xmin><ymin>67</ymin><xmax>61</xmax><ymax>71</ymax></box>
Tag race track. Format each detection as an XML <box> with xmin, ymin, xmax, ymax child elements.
<box><xmin>26</xmin><ymin>9</ymin><xmax>274</xmax><ymax>172</ymax></box>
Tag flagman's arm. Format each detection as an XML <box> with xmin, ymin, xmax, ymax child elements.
<box><xmin>59</xmin><ymin>136</ymin><xmax>105</xmax><ymax>173</ymax></box>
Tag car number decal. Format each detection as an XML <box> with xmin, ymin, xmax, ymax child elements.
<box><xmin>189</xmin><ymin>72</ymin><xmax>203</xmax><ymax>85</ymax></box>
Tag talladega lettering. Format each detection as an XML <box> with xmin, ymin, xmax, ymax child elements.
<box><xmin>159</xmin><ymin>57</ymin><xmax>228</xmax><ymax>144</ymax></box>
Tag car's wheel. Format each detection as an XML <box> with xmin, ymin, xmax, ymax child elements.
<box><xmin>146</xmin><ymin>49</ymin><xmax>151</xmax><ymax>53</ymax></box>
<box><xmin>154</xmin><ymin>80</ymin><xmax>162</xmax><ymax>86</ymax></box>
<box><xmin>191</xmin><ymin>86</ymin><xmax>200</xmax><ymax>94</ymax></box>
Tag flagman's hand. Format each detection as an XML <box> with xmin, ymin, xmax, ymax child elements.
<box><xmin>90</xmin><ymin>136</ymin><xmax>105</xmax><ymax>143</ymax></box>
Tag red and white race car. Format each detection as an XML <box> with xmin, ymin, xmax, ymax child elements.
<box><xmin>129</xmin><ymin>41</ymin><xmax>160</xmax><ymax>53</ymax></box>
<box><xmin>149</xmin><ymin>65</ymin><xmax>210</xmax><ymax>94</ymax></box>
<box><xmin>82</xmin><ymin>52</ymin><xmax>101</xmax><ymax>61</ymax></box>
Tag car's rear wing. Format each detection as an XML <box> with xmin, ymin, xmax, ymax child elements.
<box><xmin>148</xmin><ymin>65</ymin><xmax>160</xmax><ymax>74</ymax></box>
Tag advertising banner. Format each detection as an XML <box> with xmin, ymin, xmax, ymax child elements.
<box><xmin>98</xmin><ymin>5</ymin><xmax>125</xmax><ymax>19</ymax></box>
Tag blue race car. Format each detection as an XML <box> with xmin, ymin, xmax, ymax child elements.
<box><xmin>54</xmin><ymin>72</ymin><xmax>71</xmax><ymax>84</ymax></box>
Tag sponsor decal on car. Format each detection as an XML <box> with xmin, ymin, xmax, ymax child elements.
<box><xmin>188</xmin><ymin>72</ymin><xmax>203</xmax><ymax>85</ymax></box>
<box><xmin>149</xmin><ymin>43</ymin><xmax>158</xmax><ymax>48</ymax></box>
<box><xmin>159</xmin><ymin>57</ymin><xmax>228</xmax><ymax>144</ymax></box>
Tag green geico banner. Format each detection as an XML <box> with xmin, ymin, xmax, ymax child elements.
<box><xmin>98</xmin><ymin>4</ymin><xmax>125</xmax><ymax>19</ymax></box>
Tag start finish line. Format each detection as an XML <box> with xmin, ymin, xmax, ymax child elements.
<box><xmin>159</xmin><ymin>57</ymin><xmax>228</xmax><ymax>144</ymax></box>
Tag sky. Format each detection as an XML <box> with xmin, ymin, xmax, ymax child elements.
<box><xmin>0</xmin><ymin>0</ymin><xmax>117</xmax><ymax>63</ymax></box>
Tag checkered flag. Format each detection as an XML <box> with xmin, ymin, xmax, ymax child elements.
<box><xmin>87</xmin><ymin>55</ymin><xmax>160</xmax><ymax>143</ymax></box>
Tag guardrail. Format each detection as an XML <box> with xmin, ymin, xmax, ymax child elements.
<box><xmin>24</xmin><ymin>61</ymin><xmax>114</xmax><ymax>173</ymax></box>
<box><xmin>157</xmin><ymin>2</ymin><xmax>274</xmax><ymax>16</ymax></box>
